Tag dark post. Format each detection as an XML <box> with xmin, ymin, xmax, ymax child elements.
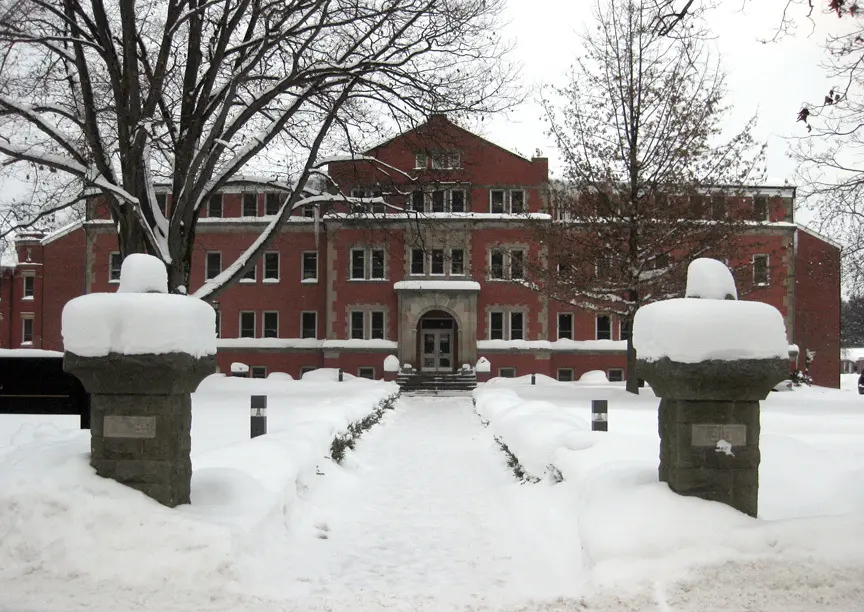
<box><xmin>591</xmin><ymin>399</ymin><xmax>608</xmax><ymax>432</ymax></box>
<box><xmin>251</xmin><ymin>395</ymin><xmax>267</xmax><ymax>438</ymax></box>
<box><xmin>531</xmin><ymin>372</ymin><xmax>536</xmax><ymax>385</ymax></box>
<box><xmin>338</xmin><ymin>368</ymin><xmax>343</xmax><ymax>382</ymax></box>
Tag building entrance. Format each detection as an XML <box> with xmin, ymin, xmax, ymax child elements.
<box><xmin>418</xmin><ymin>312</ymin><xmax>457</xmax><ymax>373</ymax></box>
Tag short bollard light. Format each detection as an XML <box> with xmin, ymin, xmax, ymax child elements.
<box><xmin>591</xmin><ymin>399</ymin><xmax>608</xmax><ymax>432</ymax></box>
<box><xmin>531</xmin><ymin>372</ymin><xmax>536</xmax><ymax>385</ymax></box>
<box><xmin>338</xmin><ymin>368</ymin><xmax>343</xmax><ymax>382</ymax></box>
<box><xmin>251</xmin><ymin>395</ymin><xmax>267</xmax><ymax>438</ymax></box>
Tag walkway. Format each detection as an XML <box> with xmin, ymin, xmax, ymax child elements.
<box><xmin>245</xmin><ymin>395</ymin><xmax>586</xmax><ymax>609</ymax></box>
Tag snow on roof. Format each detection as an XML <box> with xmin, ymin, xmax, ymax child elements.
<box><xmin>40</xmin><ymin>219</ymin><xmax>85</xmax><ymax>245</ymax></box>
<box><xmin>394</xmin><ymin>280</ymin><xmax>481</xmax><ymax>292</ymax></box>
<box><xmin>217</xmin><ymin>338</ymin><xmax>398</xmax><ymax>350</ymax></box>
<box><xmin>476</xmin><ymin>339</ymin><xmax>627</xmax><ymax>353</ymax></box>
<box><xmin>796</xmin><ymin>223</ymin><xmax>843</xmax><ymax>250</ymax></box>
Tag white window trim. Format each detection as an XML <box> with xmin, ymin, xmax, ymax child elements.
<box><xmin>349</xmin><ymin>309</ymin><xmax>386</xmax><ymax>340</ymax></box>
<box><xmin>607</xmin><ymin>368</ymin><xmax>624</xmax><ymax>382</ymax></box>
<box><xmin>350</xmin><ymin>249</ymin><xmax>366</xmax><ymax>280</ymax></box>
<box><xmin>21</xmin><ymin>315</ymin><xmax>34</xmax><ymax>345</ymax></box>
<box><xmin>510</xmin><ymin>189</ymin><xmax>526</xmax><ymax>213</ymax></box>
<box><xmin>263</xmin><ymin>252</ymin><xmax>280</xmax><ymax>282</ymax></box>
<box><xmin>369</xmin><ymin>249</ymin><xmax>386</xmax><ymax>280</ymax></box>
<box><xmin>595</xmin><ymin>314</ymin><xmax>612</xmax><ymax>340</ymax></box>
<box><xmin>262</xmin><ymin>311</ymin><xmax>279</xmax><ymax>338</ymax></box>
<box><xmin>558</xmin><ymin>312</ymin><xmax>574</xmax><ymax>340</ymax></box>
<box><xmin>753</xmin><ymin>254</ymin><xmax>770</xmax><ymax>286</ymax></box>
<box><xmin>489</xmin><ymin>309</ymin><xmax>526</xmax><ymax>340</ymax></box>
<box><xmin>498</xmin><ymin>367</ymin><xmax>516</xmax><ymax>378</ymax></box>
<box><xmin>489</xmin><ymin>189</ymin><xmax>506</xmax><ymax>214</ymax></box>
<box><xmin>208</xmin><ymin>194</ymin><xmax>223</xmax><ymax>218</ymax></box>
<box><xmin>358</xmin><ymin>367</ymin><xmax>376</xmax><ymax>379</ymax></box>
<box><xmin>301</xmin><ymin>311</ymin><xmax>318</xmax><ymax>339</ymax></box>
<box><xmin>251</xmin><ymin>366</ymin><xmax>267</xmax><ymax>378</ymax></box>
<box><xmin>488</xmin><ymin>248</ymin><xmax>525</xmax><ymax>281</ymax></box>
<box><xmin>239</xmin><ymin>262</ymin><xmax>257</xmax><ymax>283</ymax></box>
<box><xmin>21</xmin><ymin>274</ymin><xmax>35</xmax><ymax>300</ymax></box>
<box><xmin>450</xmin><ymin>248</ymin><xmax>465</xmax><ymax>276</ymax></box>
<box><xmin>557</xmin><ymin>368</ymin><xmax>574</xmax><ymax>382</ymax></box>
<box><xmin>414</xmin><ymin>153</ymin><xmax>428</xmax><ymax>170</ymax></box>
<box><xmin>429</xmin><ymin>249</ymin><xmax>446</xmax><ymax>276</ymax></box>
<box><xmin>302</xmin><ymin>251</ymin><xmax>318</xmax><ymax>283</ymax></box>
<box><xmin>205</xmin><ymin>252</ymin><xmax>222</xmax><ymax>281</ymax></box>
<box><xmin>450</xmin><ymin>189</ymin><xmax>466</xmax><ymax>213</ymax></box>
<box><xmin>410</xmin><ymin>248</ymin><xmax>425</xmax><ymax>276</ymax></box>
<box><xmin>350</xmin><ymin>248</ymin><xmax>386</xmax><ymax>281</ymax></box>
<box><xmin>109</xmin><ymin>252</ymin><xmax>122</xmax><ymax>283</ymax></box>
<box><xmin>242</xmin><ymin>193</ymin><xmax>258</xmax><ymax>217</ymax></box>
<box><xmin>239</xmin><ymin>311</ymin><xmax>256</xmax><ymax>339</ymax></box>
<box><xmin>265</xmin><ymin>193</ymin><xmax>282</xmax><ymax>216</ymax></box>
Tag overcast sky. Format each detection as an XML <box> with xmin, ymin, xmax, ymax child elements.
<box><xmin>478</xmin><ymin>0</ymin><xmax>848</xmax><ymax>222</ymax></box>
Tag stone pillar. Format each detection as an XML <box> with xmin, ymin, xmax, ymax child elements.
<box><xmin>638</xmin><ymin>357</ymin><xmax>786</xmax><ymax>517</ymax></box>
<box><xmin>65</xmin><ymin>352</ymin><xmax>216</xmax><ymax>507</ymax></box>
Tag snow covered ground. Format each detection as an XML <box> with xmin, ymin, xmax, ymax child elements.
<box><xmin>0</xmin><ymin>373</ymin><xmax>863</xmax><ymax>610</ymax></box>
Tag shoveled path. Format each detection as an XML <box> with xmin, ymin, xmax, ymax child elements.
<box><xmin>242</xmin><ymin>394</ymin><xmax>586</xmax><ymax>609</ymax></box>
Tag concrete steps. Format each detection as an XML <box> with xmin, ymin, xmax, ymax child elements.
<box><xmin>396</xmin><ymin>371</ymin><xmax>477</xmax><ymax>395</ymax></box>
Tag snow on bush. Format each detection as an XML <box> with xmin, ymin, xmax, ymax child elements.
<box><xmin>578</xmin><ymin>370</ymin><xmax>608</xmax><ymax>383</ymax></box>
<box><xmin>117</xmin><ymin>253</ymin><xmax>169</xmax><ymax>294</ymax></box>
<box><xmin>634</xmin><ymin>298</ymin><xmax>788</xmax><ymax>362</ymax></box>
<box><xmin>231</xmin><ymin>362</ymin><xmax>249</xmax><ymax>374</ymax></box>
<box><xmin>383</xmin><ymin>355</ymin><xmax>400</xmax><ymax>372</ymax></box>
<box><xmin>685</xmin><ymin>257</ymin><xmax>737</xmax><ymax>300</ymax></box>
<box><xmin>301</xmin><ymin>367</ymin><xmax>356</xmax><ymax>382</ymax></box>
<box><xmin>475</xmin><ymin>357</ymin><xmax>491</xmax><ymax>373</ymax></box>
<box><xmin>266</xmin><ymin>372</ymin><xmax>294</xmax><ymax>381</ymax></box>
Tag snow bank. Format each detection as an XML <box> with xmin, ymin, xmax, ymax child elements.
<box><xmin>634</xmin><ymin>298</ymin><xmax>788</xmax><ymax>362</ymax></box>
<box><xmin>383</xmin><ymin>354</ymin><xmax>400</xmax><ymax>372</ymax></box>
<box><xmin>301</xmin><ymin>367</ymin><xmax>356</xmax><ymax>382</ymax></box>
<box><xmin>473</xmin><ymin>383</ymin><xmax>864</xmax><ymax>594</ymax></box>
<box><xmin>62</xmin><ymin>293</ymin><xmax>216</xmax><ymax>357</ymax></box>
<box><xmin>579</xmin><ymin>370</ymin><xmax>608</xmax><ymax>383</ymax></box>
<box><xmin>0</xmin><ymin>375</ymin><xmax>398</xmax><ymax>602</ymax></box>
<box><xmin>117</xmin><ymin>253</ymin><xmax>168</xmax><ymax>294</ymax></box>
<box><xmin>685</xmin><ymin>257</ymin><xmax>737</xmax><ymax>300</ymax></box>
<box><xmin>0</xmin><ymin>348</ymin><xmax>63</xmax><ymax>358</ymax></box>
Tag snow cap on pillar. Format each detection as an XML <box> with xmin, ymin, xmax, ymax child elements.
<box><xmin>117</xmin><ymin>253</ymin><xmax>168</xmax><ymax>294</ymax></box>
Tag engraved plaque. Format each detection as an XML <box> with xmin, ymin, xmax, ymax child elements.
<box><xmin>104</xmin><ymin>415</ymin><xmax>157</xmax><ymax>439</ymax></box>
<box><xmin>691</xmin><ymin>424</ymin><xmax>747</xmax><ymax>447</ymax></box>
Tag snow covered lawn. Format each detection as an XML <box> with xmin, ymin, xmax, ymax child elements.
<box><xmin>1</xmin><ymin>372</ymin><xmax>863</xmax><ymax>610</ymax></box>
<box><xmin>475</xmin><ymin>374</ymin><xmax>864</xmax><ymax>609</ymax></box>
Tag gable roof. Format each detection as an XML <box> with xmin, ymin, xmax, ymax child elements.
<box><xmin>363</xmin><ymin>114</ymin><xmax>535</xmax><ymax>164</ymax></box>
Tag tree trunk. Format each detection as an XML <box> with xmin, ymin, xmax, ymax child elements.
<box><xmin>117</xmin><ymin>209</ymin><xmax>148</xmax><ymax>259</ymax></box>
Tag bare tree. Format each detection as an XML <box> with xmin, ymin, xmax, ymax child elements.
<box><xmin>531</xmin><ymin>0</ymin><xmax>765</xmax><ymax>393</ymax></box>
<box><xmin>0</xmin><ymin>0</ymin><xmax>516</xmax><ymax>296</ymax></box>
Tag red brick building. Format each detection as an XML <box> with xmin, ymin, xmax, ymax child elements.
<box><xmin>0</xmin><ymin>115</ymin><xmax>842</xmax><ymax>387</ymax></box>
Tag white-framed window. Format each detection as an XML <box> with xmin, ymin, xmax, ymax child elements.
<box><xmin>264</xmin><ymin>252</ymin><xmax>280</xmax><ymax>281</ymax></box>
<box><xmin>489</xmin><ymin>189</ymin><xmax>526</xmax><ymax>213</ymax></box>
<box><xmin>263</xmin><ymin>311</ymin><xmax>279</xmax><ymax>338</ymax></box>
<box><xmin>430</xmin><ymin>249</ymin><xmax>445</xmax><ymax>275</ymax></box>
<box><xmin>558</xmin><ymin>313</ymin><xmax>574</xmax><ymax>340</ymax></box>
<box><xmin>431</xmin><ymin>152</ymin><xmax>460</xmax><ymax>169</ymax></box>
<box><xmin>251</xmin><ymin>366</ymin><xmax>267</xmax><ymax>379</ymax></box>
<box><xmin>358</xmin><ymin>367</ymin><xmax>375</xmax><ymax>379</ymax></box>
<box><xmin>239</xmin><ymin>311</ymin><xmax>256</xmax><ymax>338</ymax></box>
<box><xmin>109</xmin><ymin>252</ymin><xmax>122</xmax><ymax>283</ymax></box>
<box><xmin>205</xmin><ymin>252</ymin><xmax>221</xmax><ymax>280</ymax></box>
<box><xmin>410</xmin><ymin>191</ymin><xmax>425</xmax><ymax>212</ymax></box>
<box><xmin>753</xmin><ymin>254</ymin><xmax>770</xmax><ymax>286</ymax></box>
<box><xmin>302</xmin><ymin>251</ymin><xmax>318</xmax><ymax>282</ymax></box>
<box><xmin>22</xmin><ymin>274</ymin><xmax>34</xmax><ymax>299</ymax></box>
<box><xmin>265</xmin><ymin>193</ymin><xmax>281</xmax><ymax>216</ymax></box>
<box><xmin>596</xmin><ymin>315</ymin><xmax>611</xmax><ymax>340</ymax></box>
<box><xmin>349</xmin><ymin>310</ymin><xmax>386</xmax><ymax>340</ymax></box>
<box><xmin>489</xmin><ymin>310</ymin><xmax>525</xmax><ymax>340</ymax></box>
<box><xmin>301</xmin><ymin>311</ymin><xmax>317</xmax><ymax>339</ymax></box>
<box><xmin>410</xmin><ymin>249</ymin><xmax>425</xmax><ymax>275</ymax></box>
<box><xmin>498</xmin><ymin>367</ymin><xmax>516</xmax><ymax>378</ymax></box>
<box><xmin>240</xmin><ymin>261</ymin><xmax>257</xmax><ymax>283</ymax></box>
<box><xmin>350</xmin><ymin>248</ymin><xmax>386</xmax><ymax>280</ymax></box>
<box><xmin>431</xmin><ymin>190</ymin><xmax>446</xmax><ymax>213</ymax></box>
<box><xmin>21</xmin><ymin>315</ymin><xmax>34</xmax><ymax>344</ymax></box>
<box><xmin>302</xmin><ymin>203</ymin><xmax>316</xmax><ymax>218</ymax></box>
<box><xmin>415</xmin><ymin>153</ymin><xmax>428</xmax><ymax>169</ymax></box>
<box><xmin>754</xmin><ymin>196</ymin><xmax>769</xmax><ymax>221</ymax></box>
<box><xmin>557</xmin><ymin>368</ymin><xmax>574</xmax><ymax>382</ymax></box>
<box><xmin>242</xmin><ymin>193</ymin><xmax>258</xmax><ymax>217</ymax></box>
<box><xmin>607</xmin><ymin>368</ymin><xmax>624</xmax><ymax>382</ymax></box>
<box><xmin>207</xmin><ymin>193</ymin><xmax>223</xmax><ymax>218</ymax></box>
<box><xmin>451</xmin><ymin>189</ymin><xmax>466</xmax><ymax>213</ymax></box>
<box><xmin>451</xmin><ymin>249</ymin><xmax>465</xmax><ymax>275</ymax></box>
<box><xmin>489</xmin><ymin>248</ymin><xmax>526</xmax><ymax>280</ymax></box>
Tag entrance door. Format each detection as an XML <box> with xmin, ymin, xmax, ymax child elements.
<box><xmin>421</xmin><ymin>330</ymin><xmax>453</xmax><ymax>372</ymax></box>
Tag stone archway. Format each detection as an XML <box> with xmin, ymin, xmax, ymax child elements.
<box><xmin>395</xmin><ymin>285</ymin><xmax>479</xmax><ymax>370</ymax></box>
